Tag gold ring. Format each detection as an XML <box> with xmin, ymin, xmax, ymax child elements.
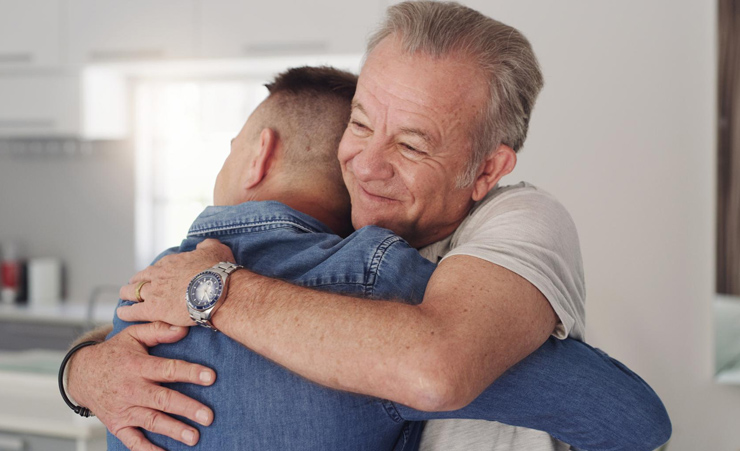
<box><xmin>135</xmin><ymin>280</ymin><xmax>150</xmax><ymax>302</ymax></box>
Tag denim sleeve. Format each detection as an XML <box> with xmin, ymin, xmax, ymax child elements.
<box><xmin>366</xmin><ymin>235</ymin><xmax>436</xmax><ymax>304</ymax></box>
<box><xmin>393</xmin><ymin>337</ymin><xmax>671</xmax><ymax>451</ymax></box>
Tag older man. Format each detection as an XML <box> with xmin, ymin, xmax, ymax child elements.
<box><xmin>69</xmin><ymin>2</ymin><xmax>670</xmax><ymax>450</ymax></box>
<box><xmin>91</xmin><ymin>65</ymin><xmax>664</xmax><ymax>451</ymax></box>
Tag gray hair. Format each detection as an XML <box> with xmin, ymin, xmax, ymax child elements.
<box><xmin>366</xmin><ymin>1</ymin><xmax>544</xmax><ymax>187</ymax></box>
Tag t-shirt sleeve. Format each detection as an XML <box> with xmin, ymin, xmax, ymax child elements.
<box><xmin>443</xmin><ymin>186</ymin><xmax>586</xmax><ymax>340</ymax></box>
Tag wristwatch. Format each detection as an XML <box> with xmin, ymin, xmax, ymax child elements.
<box><xmin>186</xmin><ymin>262</ymin><xmax>243</xmax><ymax>331</ymax></box>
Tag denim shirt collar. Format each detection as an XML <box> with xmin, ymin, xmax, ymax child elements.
<box><xmin>187</xmin><ymin>201</ymin><xmax>334</xmax><ymax>237</ymax></box>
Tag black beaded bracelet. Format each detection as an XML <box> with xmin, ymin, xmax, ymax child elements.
<box><xmin>58</xmin><ymin>340</ymin><xmax>99</xmax><ymax>418</ymax></box>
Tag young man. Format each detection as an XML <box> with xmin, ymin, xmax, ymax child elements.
<box><xmin>98</xmin><ymin>66</ymin><xmax>668</xmax><ymax>450</ymax></box>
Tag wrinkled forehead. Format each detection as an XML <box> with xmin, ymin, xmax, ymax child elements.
<box><xmin>356</xmin><ymin>40</ymin><xmax>488</xmax><ymax>151</ymax></box>
<box><xmin>362</xmin><ymin>38</ymin><xmax>486</xmax><ymax>110</ymax></box>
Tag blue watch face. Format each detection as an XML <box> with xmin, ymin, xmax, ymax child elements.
<box><xmin>187</xmin><ymin>272</ymin><xmax>223</xmax><ymax>310</ymax></box>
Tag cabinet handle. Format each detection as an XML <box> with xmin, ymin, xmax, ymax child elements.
<box><xmin>89</xmin><ymin>49</ymin><xmax>164</xmax><ymax>61</ymax></box>
<box><xmin>0</xmin><ymin>433</ymin><xmax>24</xmax><ymax>451</ymax></box>
<box><xmin>0</xmin><ymin>53</ymin><xmax>32</xmax><ymax>64</ymax></box>
<box><xmin>243</xmin><ymin>41</ymin><xmax>328</xmax><ymax>55</ymax></box>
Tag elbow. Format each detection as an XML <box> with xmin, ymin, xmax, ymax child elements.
<box><xmin>615</xmin><ymin>400</ymin><xmax>672</xmax><ymax>451</ymax></box>
<box><xmin>400</xmin><ymin>352</ymin><xmax>482</xmax><ymax>412</ymax></box>
<box><xmin>567</xmin><ymin>397</ymin><xmax>672</xmax><ymax>451</ymax></box>
<box><xmin>403</xmin><ymin>379</ymin><xmax>461</xmax><ymax>413</ymax></box>
<box><xmin>590</xmin><ymin>378</ymin><xmax>672</xmax><ymax>451</ymax></box>
<box><xmin>630</xmin><ymin>392</ymin><xmax>672</xmax><ymax>451</ymax></box>
<box><xmin>611</xmin><ymin>367</ymin><xmax>672</xmax><ymax>451</ymax></box>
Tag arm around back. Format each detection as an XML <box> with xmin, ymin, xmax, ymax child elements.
<box><xmin>395</xmin><ymin>337</ymin><xmax>672</xmax><ymax>451</ymax></box>
<box><xmin>204</xmin><ymin>250</ymin><xmax>558</xmax><ymax>412</ymax></box>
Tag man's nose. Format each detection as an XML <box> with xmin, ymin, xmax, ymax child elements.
<box><xmin>351</xmin><ymin>138</ymin><xmax>393</xmax><ymax>182</ymax></box>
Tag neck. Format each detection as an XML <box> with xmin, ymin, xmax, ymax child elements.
<box><xmin>245</xmin><ymin>182</ymin><xmax>353</xmax><ymax>237</ymax></box>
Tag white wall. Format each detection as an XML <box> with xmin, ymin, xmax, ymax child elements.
<box><xmin>457</xmin><ymin>1</ymin><xmax>733</xmax><ymax>449</ymax></box>
<box><xmin>0</xmin><ymin>141</ymin><xmax>135</xmax><ymax>303</ymax></box>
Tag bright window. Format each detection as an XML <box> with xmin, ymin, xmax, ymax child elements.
<box><xmin>133</xmin><ymin>79</ymin><xmax>268</xmax><ymax>268</ymax></box>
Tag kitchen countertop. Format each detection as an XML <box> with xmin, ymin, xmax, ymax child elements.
<box><xmin>0</xmin><ymin>302</ymin><xmax>116</xmax><ymax>326</ymax></box>
<box><xmin>0</xmin><ymin>350</ymin><xmax>106</xmax><ymax>440</ymax></box>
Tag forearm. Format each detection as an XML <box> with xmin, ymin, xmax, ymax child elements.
<box><xmin>213</xmin><ymin>257</ymin><xmax>557</xmax><ymax>411</ymax></box>
<box><xmin>213</xmin><ymin>271</ymin><xmax>448</xmax><ymax>410</ymax></box>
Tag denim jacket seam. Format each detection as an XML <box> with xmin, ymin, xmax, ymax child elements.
<box><xmin>381</xmin><ymin>400</ymin><xmax>405</xmax><ymax>423</ymax></box>
<box><xmin>309</xmin><ymin>281</ymin><xmax>366</xmax><ymax>290</ymax></box>
<box><xmin>188</xmin><ymin>219</ymin><xmax>318</xmax><ymax>237</ymax></box>
<box><xmin>365</xmin><ymin>235</ymin><xmax>405</xmax><ymax>297</ymax></box>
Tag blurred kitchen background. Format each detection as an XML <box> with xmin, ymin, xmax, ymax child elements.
<box><xmin>0</xmin><ymin>0</ymin><xmax>737</xmax><ymax>450</ymax></box>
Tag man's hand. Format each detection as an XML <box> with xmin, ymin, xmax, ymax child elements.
<box><xmin>67</xmin><ymin>321</ymin><xmax>217</xmax><ymax>451</ymax></box>
<box><xmin>118</xmin><ymin>239</ymin><xmax>235</xmax><ymax>326</ymax></box>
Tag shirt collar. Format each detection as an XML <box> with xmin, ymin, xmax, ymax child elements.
<box><xmin>188</xmin><ymin>201</ymin><xmax>335</xmax><ymax>236</ymax></box>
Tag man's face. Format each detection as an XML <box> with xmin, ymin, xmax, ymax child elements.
<box><xmin>338</xmin><ymin>36</ymin><xmax>490</xmax><ymax>248</ymax></box>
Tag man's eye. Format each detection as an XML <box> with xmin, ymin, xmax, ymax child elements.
<box><xmin>350</xmin><ymin>120</ymin><xmax>368</xmax><ymax>130</ymax></box>
<box><xmin>401</xmin><ymin>143</ymin><xmax>425</xmax><ymax>155</ymax></box>
<box><xmin>349</xmin><ymin>120</ymin><xmax>372</xmax><ymax>137</ymax></box>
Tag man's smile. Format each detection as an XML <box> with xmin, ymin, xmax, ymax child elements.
<box><xmin>356</xmin><ymin>182</ymin><xmax>399</xmax><ymax>204</ymax></box>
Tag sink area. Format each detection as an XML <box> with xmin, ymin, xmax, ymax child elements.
<box><xmin>0</xmin><ymin>349</ymin><xmax>65</xmax><ymax>375</ymax></box>
<box><xmin>0</xmin><ymin>354</ymin><xmax>106</xmax><ymax>450</ymax></box>
<box><xmin>715</xmin><ymin>294</ymin><xmax>740</xmax><ymax>384</ymax></box>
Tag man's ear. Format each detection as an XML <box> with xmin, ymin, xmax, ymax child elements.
<box><xmin>245</xmin><ymin>128</ymin><xmax>278</xmax><ymax>189</ymax></box>
<box><xmin>471</xmin><ymin>145</ymin><xmax>517</xmax><ymax>201</ymax></box>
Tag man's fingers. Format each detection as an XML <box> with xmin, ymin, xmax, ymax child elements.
<box><xmin>119</xmin><ymin>283</ymin><xmax>135</xmax><ymax>302</ymax></box>
<box><xmin>195</xmin><ymin>238</ymin><xmax>224</xmax><ymax>250</ymax></box>
<box><xmin>124</xmin><ymin>321</ymin><xmax>189</xmax><ymax>347</ymax></box>
<box><xmin>128</xmin><ymin>265</ymin><xmax>156</xmax><ymax>285</ymax></box>
<box><xmin>195</xmin><ymin>239</ymin><xmax>235</xmax><ymax>261</ymax></box>
<box><xmin>117</xmin><ymin>302</ymin><xmax>152</xmax><ymax>323</ymax></box>
<box><xmin>125</xmin><ymin>406</ymin><xmax>201</xmax><ymax>447</ymax></box>
<box><xmin>116</xmin><ymin>426</ymin><xmax>167</xmax><ymax>451</ymax></box>
<box><xmin>120</xmin><ymin>279</ymin><xmax>152</xmax><ymax>303</ymax></box>
<box><xmin>141</xmin><ymin>353</ymin><xmax>216</xmax><ymax>387</ymax></box>
<box><xmin>139</xmin><ymin>383</ymin><xmax>214</xmax><ymax>427</ymax></box>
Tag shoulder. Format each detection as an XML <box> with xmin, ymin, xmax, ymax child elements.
<box><xmin>447</xmin><ymin>182</ymin><xmax>581</xmax><ymax>262</ymax></box>
<box><xmin>447</xmin><ymin>182</ymin><xmax>586</xmax><ymax>339</ymax></box>
<box><xmin>454</xmin><ymin>182</ymin><xmax>577</xmax><ymax>244</ymax></box>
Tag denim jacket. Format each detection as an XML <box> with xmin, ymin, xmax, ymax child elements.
<box><xmin>108</xmin><ymin>201</ymin><xmax>671</xmax><ymax>451</ymax></box>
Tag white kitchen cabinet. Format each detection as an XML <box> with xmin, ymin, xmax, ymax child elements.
<box><xmin>0</xmin><ymin>368</ymin><xmax>106</xmax><ymax>451</ymax></box>
<box><xmin>0</xmin><ymin>0</ymin><xmax>61</xmax><ymax>70</ymax></box>
<box><xmin>66</xmin><ymin>0</ymin><xmax>198</xmax><ymax>65</ymax></box>
<box><xmin>0</xmin><ymin>75</ymin><xmax>79</xmax><ymax>138</ymax></box>
<box><xmin>197</xmin><ymin>0</ymin><xmax>382</xmax><ymax>58</ymax></box>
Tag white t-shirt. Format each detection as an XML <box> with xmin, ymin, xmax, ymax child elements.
<box><xmin>418</xmin><ymin>182</ymin><xmax>586</xmax><ymax>451</ymax></box>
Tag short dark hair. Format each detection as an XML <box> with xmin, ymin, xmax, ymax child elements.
<box><xmin>265</xmin><ymin>66</ymin><xmax>357</xmax><ymax>102</ymax></box>
<box><xmin>255</xmin><ymin>66</ymin><xmax>358</xmax><ymax>187</ymax></box>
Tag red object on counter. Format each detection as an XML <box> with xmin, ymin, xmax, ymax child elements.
<box><xmin>1</xmin><ymin>261</ymin><xmax>18</xmax><ymax>289</ymax></box>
